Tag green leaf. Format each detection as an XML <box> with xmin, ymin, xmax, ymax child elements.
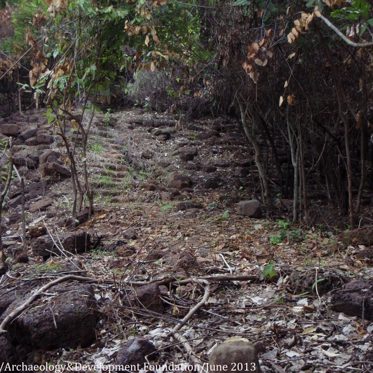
<box><xmin>262</xmin><ymin>262</ymin><xmax>277</xmax><ymax>281</ymax></box>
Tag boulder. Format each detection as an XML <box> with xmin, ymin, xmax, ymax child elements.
<box><xmin>35</xmin><ymin>132</ymin><xmax>54</xmax><ymax>145</ymax></box>
<box><xmin>29</xmin><ymin>197</ymin><xmax>53</xmax><ymax>213</ymax></box>
<box><xmin>0</xmin><ymin>335</ymin><xmax>18</xmax><ymax>364</ymax></box>
<box><xmin>19</xmin><ymin>128</ymin><xmax>37</xmax><ymax>142</ymax></box>
<box><xmin>0</xmin><ymin>250</ymin><xmax>8</xmax><ymax>276</ymax></box>
<box><xmin>39</xmin><ymin>150</ymin><xmax>61</xmax><ymax>165</ymax></box>
<box><xmin>168</xmin><ymin>174</ymin><xmax>193</xmax><ymax>190</ymax></box>
<box><xmin>6</xmin><ymin>283</ymin><xmax>98</xmax><ymax>350</ymax></box>
<box><xmin>32</xmin><ymin>231</ymin><xmax>91</xmax><ymax>258</ymax></box>
<box><xmin>179</xmin><ymin>147</ymin><xmax>198</xmax><ymax>162</ymax></box>
<box><xmin>209</xmin><ymin>337</ymin><xmax>261</xmax><ymax>373</ymax></box>
<box><xmin>42</xmin><ymin>162</ymin><xmax>71</xmax><ymax>178</ymax></box>
<box><xmin>176</xmin><ymin>201</ymin><xmax>203</xmax><ymax>211</ymax></box>
<box><xmin>339</xmin><ymin>226</ymin><xmax>373</xmax><ymax>247</ymax></box>
<box><xmin>204</xmin><ymin>176</ymin><xmax>223</xmax><ymax>189</ymax></box>
<box><xmin>0</xmin><ymin>124</ymin><xmax>20</xmax><ymax>137</ymax></box>
<box><xmin>130</xmin><ymin>284</ymin><xmax>164</xmax><ymax>313</ymax></box>
<box><xmin>330</xmin><ymin>279</ymin><xmax>373</xmax><ymax>320</ymax></box>
<box><xmin>116</xmin><ymin>337</ymin><xmax>157</xmax><ymax>366</ymax></box>
<box><xmin>123</xmin><ymin>228</ymin><xmax>138</xmax><ymax>240</ymax></box>
<box><xmin>12</xmin><ymin>152</ymin><xmax>38</xmax><ymax>169</ymax></box>
<box><xmin>237</xmin><ymin>200</ymin><xmax>261</xmax><ymax>218</ymax></box>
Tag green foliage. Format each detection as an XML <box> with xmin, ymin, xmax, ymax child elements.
<box><xmin>262</xmin><ymin>261</ymin><xmax>277</xmax><ymax>281</ymax></box>
<box><xmin>160</xmin><ymin>202</ymin><xmax>173</xmax><ymax>212</ymax></box>
<box><xmin>331</xmin><ymin>0</ymin><xmax>371</xmax><ymax>22</ymax></box>
<box><xmin>5</xmin><ymin>0</ymin><xmax>46</xmax><ymax>52</ymax></box>
<box><xmin>270</xmin><ymin>220</ymin><xmax>304</xmax><ymax>245</ymax></box>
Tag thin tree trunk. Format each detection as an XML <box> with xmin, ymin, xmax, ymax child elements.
<box><xmin>238</xmin><ymin>100</ymin><xmax>270</xmax><ymax>205</ymax></box>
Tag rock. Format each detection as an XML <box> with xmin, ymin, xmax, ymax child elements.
<box><xmin>32</xmin><ymin>231</ymin><xmax>91</xmax><ymax>258</ymax></box>
<box><xmin>64</xmin><ymin>208</ymin><xmax>91</xmax><ymax>227</ymax></box>
<box><xmin>0</xmin><ymin>335</ymin><xmax>18</xmax><ymax>364</ymax></box>
<box><xmin>12</xmin><ymin>152</ymin><xmax>38</xmax><ymax>169</ymax></box>
<box><xmin>168</xmin><ymin>174</ymin><xmax>193</xmax><ymax>190</ymax></box>
<box><xmin>62</xmin><ymin>231</ymin><xmax>91</xmax><ymax>255</ymax></box>
<box><xmin>35</xmin><ymin>132</ymin><xmax>54</xmax><ymax>145</ymax></box>
<box><xmin>19</xmin><ymin>127</ymin><xmax>37</xmax><ymax>142</ymax></box>
<box><xmin>31</xmin><ymin>235</ymin><xmax>54</xmax><ymax>259</ymax></box>
<box><xmin>287</xmin><ymin>269</ymin><xmax>346</xmax><ymax>295</ymax></box>
<box><xmin>0</xmin><ymin>123</ymin><xmax>20</xmax><ymax>136</ymax></box>
<box><xmin>6</xmin><ymin>283</ymin><xmax>98</xmax><ymax>350</ymax></box>
<box><xmin>39</xmin><ymin>150</ymin><xmax>61</xmax><ymax>165</ymax></box>
<box><xmin>339</xmin><ymin>226</ymin><xmax>373</xmax><ymax>247</ymax></box>
<box><xmin>123</xmin><ymin>228</ymin><xmax>137</xmax><ymax>240</ymax></box>
<box><xmin>179</xmin><ymin>147</ymin><xmax>198</xmax><ymax>162</ymax></box>
<box><xmin>0</xmin><ymin>250</ymin><xmax>8</xmax><ymax>275</ymax></box>
<box><xmin>116</xmin><ymin>337</ymin><xmax>157</xmax><ymax>366</ymax></box>
<box><xmin>176</xmin><ymin>250</ymin><xmax>198</xmax><ymax>275</ymax></box>
<box><xmin>203</xmin><ymin>164</ymin><xmax>217</xmax><ymax>173</ymax></box>
<box><xmin>141</xmin><ymin>150</ymin><xmax>153</xmax><ymax>160</ymax></box>
<box><xmin>209</xmin><ymin>337</ymin><xmax>261</xmax><ymax>373</ymax></box>
<box><xmin>176</xmin><ymin>201</ymin><xmax>203</xmax><ymax>211</ymax></box>
<box><xmin>237</xmin><ymin>200</ymin><xmax>261</xmax><ymax>218</ymax></box>
<box><xmin>42</xmin><ymin>162</ymin><xmax>71</xmax><ymax>178</ymax></box>
<box><xmin>25</xmin><ymin>181</ymin><xmax>47</xmax><ymax>199</ymax></box>
<box><xmin>7</xmin><ymin>195</ymin><xmax>23</xmax><ymax>208</ymax></box>
<box><xmin>29</xmin><ymin>197</ymin><xmax>53</xmax><ymax>213</ymax></box>
<box><xmin>28</xmin><ymin>224</ymin><xmax>47</xmax><ymax>238</ymax></box>
<box><xmin>153</xmin><ymin>127</ymin><xmax>175</xmax><ymax>136</ymax></box>
<box><xmin>14</xmin><ymin>251</ymin><xmax>29</xmax><ymax>263</ymax></box>
<box><xmin>204</xmin><ymin>176</ymin><xmax>223</xmax><ymax>189</ymax></box>
<box><xmin>24</xmin><ymin>137</ymin><xmax>40</xmax><ymax>146</ymax></box>
<box><xmin>330</xmin><ymin>279</ymin><xmax>373</xmax><ymax>320</ymax></box>
<box><xmin>131</xmin><ymin>284</ymin><xmax>164</xmax><ymax>313</ymax></box>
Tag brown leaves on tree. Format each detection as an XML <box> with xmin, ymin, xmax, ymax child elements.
<box><xmin>242</xmin><ymin>29</ymin><xmax>274</xmax><ymax>84</ymax></box>
<box><xmin>287</xmin><ymin>12</ymin><xmax>316</xmax><ymax>44</ymax></box>
<box><xmin>26</xmin><ymin>31</ymin><xmax>47</xmax><ymax>87</ymax></box>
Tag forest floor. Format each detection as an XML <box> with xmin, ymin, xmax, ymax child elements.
<box><xmin>0</xmin><ymin>108</ymin><xmax>372</xmax><ymax>372</ymax></box>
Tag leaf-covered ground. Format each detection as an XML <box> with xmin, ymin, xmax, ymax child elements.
<box><xmin>1</xmin><ymin>108</ymin><xmax>372</xmax><ymax>372</ymax></box>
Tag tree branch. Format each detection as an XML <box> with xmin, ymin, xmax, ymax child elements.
<box><xmin>316</xmin><ymin>13</ymin><xmax>373</xmax><ymax>48</ymax></box>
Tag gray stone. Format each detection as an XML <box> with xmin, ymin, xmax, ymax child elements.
<box><xmin>116</xmin><ymin>337</ymin><xmax>157</xmax><ymax>366</ymax></box>
<box><xmin>0</xmin><ymin>123</ymin><xmax>20</xmax><ymax>136</ymax></box>
<box><xmin>330</xmin><ymin>279</ymin><xmax>373</xmax><ymax>321</ymax></box>
<box><xmin>29</xmin><ymin>197</ymin><xmax>53</xmax><ymax>213</ymax></box>
<box><xmin>237</xmin><ymin>200</ymin><xmax>261</xmax><ymax>218</ymax></box>
<box><xmin>168</xmin><ymin>174</ymin><xmax>193</xmax><ymax>190</ymax></box>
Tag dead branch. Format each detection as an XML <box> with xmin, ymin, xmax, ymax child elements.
<box><xmin>171</xmin><ymin>278</ymin><xmax>210</xmax><ymax>334</ymax></box>
<box><xmin>316</xmin><ymin>13</ymin><xmax>373</xmax><ymax>48</ymax></box>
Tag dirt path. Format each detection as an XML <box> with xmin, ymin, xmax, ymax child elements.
<box><xmin>0</xmin><ymin>109</ymin><xmax>372</xmax><ymax>372</ymax></box>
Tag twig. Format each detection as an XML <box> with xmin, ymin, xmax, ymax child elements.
<box><xmin>219</xmin><ymin>253</ymin><xmax>233</xmax><ymax>274</ymax></box>
<box><xmin>172</xmin><ymin>331</ymin><xmax>203</xmax><ymax>367</ymax></box>
<box><xmin>171</xmin><ymin>279</ymin><xmax>210</xmax><ymax>334</ymax></box>
<box><xmin>0</xmin><ymin>274</ymin><xmax>96</xmax><ymax>333</ymax></box>
<box><xmin>316</xmin><ymin>13</ymin><xmax>373</xmax><ymax>48</ymax></box>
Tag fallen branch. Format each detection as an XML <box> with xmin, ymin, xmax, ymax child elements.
<box><xmin>172</xmin><ymin>278</ymin><xmax>210</xmax><ymax>334</ymax></box>
<box><xmin>0</xmin><ymin>274</ymin><xmax>96</xmax><ymax>334</ymax></box>
<box><xmin>166</xmin><ymin>279</ymin><xmax>210</xmax><ymax>367</ymax></box>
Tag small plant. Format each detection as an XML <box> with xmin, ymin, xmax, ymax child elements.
<box><xmin>34</xmin><ymin>262</ymin><xmax>63</xmax><ymax>273</ymax></box>
<box><xmin>221</xmin><ymin>210</ymin><xmax>230</xmax><ymax>220</ymax></box>
<box><xmin>97</xmin><ymin>175</ymin><xmax>113</xmax><ymax>187</ymax></box>
<box><xmin>262</xmin><ymin>261</ymin><xmax>277</xmax><ymax>281</ymax></box>
<box><xmin>90</xmin><ymin>142</ymin><xmax>104</xmax><ymax>154</ymax></box>
<box><xmin>160</xmin><ymin>202</ymin><xmax>173</xmax><ymax>212</ymax></box>
<box><xmin>103</xmin><ymin>109</ymin><xmax>113</xmax><ymax>127</ymax></box>
<box><xmin>270</xmin><ymin>219</ymin><xmax>304</xmax><ymax>245</ymax></box>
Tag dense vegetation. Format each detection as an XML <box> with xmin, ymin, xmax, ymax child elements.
<box><xmin>1</xmin><ymin>0</ymin><xmax>372</xmax><ymax>226</ymax></box>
